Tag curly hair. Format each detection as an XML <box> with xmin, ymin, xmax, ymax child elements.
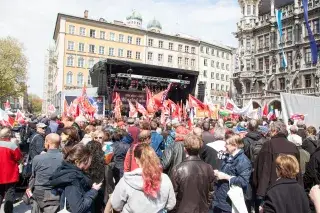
<box><xmin>134</xmin><ymin>143</ymin><xmax>162</xmax><ymax>198</ymax></box>
<box><xmin>86</xmin><ymin>141</ymin><xmax>105</xmax><ymax>183</ymax></box>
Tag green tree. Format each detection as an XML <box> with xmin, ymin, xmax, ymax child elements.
<box><xmin>0</xmin><ymin>36</ymin><xmax>28</xmax><ymax>102</ymax></box>
<box><xmin>28</xmin><ymin>94</ymin><xmax>42</xmax><ymax>114</ymax></box>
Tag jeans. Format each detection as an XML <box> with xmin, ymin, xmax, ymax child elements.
<box><xmin>0</xmin><ymin>183</ymin><xmax>16</xmax><ymax>213</ymax></box>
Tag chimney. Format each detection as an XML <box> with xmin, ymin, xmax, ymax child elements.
<box><xmin>84</xmin><ymin>10</ymin><xmax>88</xmax><ymax>19</ymax></box>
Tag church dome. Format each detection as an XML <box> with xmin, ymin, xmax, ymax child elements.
<box><xmin>126</xmin><ymin>11</ymin><xmax>142</xmax><ymax>21</ymax></box>
<box><xmin>147</xmin><ymin>18</ymin><xmax>162</xmax><ymax>30</ymax></box>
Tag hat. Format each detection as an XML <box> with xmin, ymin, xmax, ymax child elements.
<box><xmin>258</xmin><ymin>125</ymin><xmax>269</xmax><ymax>135</ymax></box>
<box><xmin>36</xmin><ymin>123</ymin><xmax>47</xmax><ymax>128</ymax></box>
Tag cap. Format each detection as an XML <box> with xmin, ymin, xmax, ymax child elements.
<box><xmin>36</xmin><ymin>123</ymin><xmax>47</xmax><ymax>128</ymax></box>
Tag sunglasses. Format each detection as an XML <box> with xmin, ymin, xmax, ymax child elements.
<box><xmin>95</xmin><ymin>137</ymin><xmax>103</xmax><ymax>139</ymax></box>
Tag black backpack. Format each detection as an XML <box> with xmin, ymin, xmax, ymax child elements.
<box><xmin>249</xmin><ymin>137</ymin><xmax>268</xmax><ymax>163</ymax></box>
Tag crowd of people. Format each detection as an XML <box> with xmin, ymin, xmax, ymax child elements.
<box><xmin>1</xmin><ymin>113</ymin><xmax>320</xmax><ymax>213</ymax></box>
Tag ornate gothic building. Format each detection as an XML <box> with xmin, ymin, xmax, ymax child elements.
<box><xmin>232</xmin><ymin>0</ymin><xmax>320</xmax><ymax>110</ymax></box>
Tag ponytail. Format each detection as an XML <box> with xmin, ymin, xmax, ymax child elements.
<box><xmin>134</xmin><ymin>144</ymin><xmax>162</xmax><ymax>198</ymax></box>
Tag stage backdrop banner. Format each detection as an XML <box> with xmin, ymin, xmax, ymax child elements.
<box><xmin>113</xmin><ymin>90</ymin><xmax>146</xmax><ymax>108</ymax></box>
<box><xmin>65</xmin><ymin>96</ymin><xmax>105</xmax><ymax>116</ymax></box>
<box><xmin>280</xmin><ymin>93</ymin><xmax>320</xmax><ymax>127</ymax></box>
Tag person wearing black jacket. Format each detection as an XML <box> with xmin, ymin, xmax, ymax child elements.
<box><xmin>29</xmin><ymin>123</ymin><xmax>47</xmax><ymax>160</ymax></box>
<box><xmin>49</xmin><ymin>144</ymin><xmax>102</xmax><ymax>213</ymax></box>
<box><xmin>302</xmin><ymin>126</ymin><xmax>319</xmax><ymax>155</ymax></box>
<box><xmin>242</xmin><ymin>119</ymin><xmax>262</xmax><ymax>160</ymax></box>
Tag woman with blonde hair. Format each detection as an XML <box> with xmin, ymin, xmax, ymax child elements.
<box><xmin>263</xmin><ymin>154</ymin><xmax>310</xmax><ymax>213</ymax></box>
<box><xmin>110</xmin><ymin>143</ymin><xmax>176</xmax><ymax>213</ymax></box>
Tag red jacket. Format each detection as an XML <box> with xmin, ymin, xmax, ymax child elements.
<box><xmin>0</xmin><ymin>139</ymin><xmax>23</xmax><ymax>184</ymax></box>
<box><xmin>127</xmin><ymin>126</ymin><xmax>140</xmax><ymax>144</ymax></box>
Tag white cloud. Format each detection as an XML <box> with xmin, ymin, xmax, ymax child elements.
<box><xmin>0</xmin><ymin>0</ymin><xmax>240</xmax><ymax>97</ymax></box>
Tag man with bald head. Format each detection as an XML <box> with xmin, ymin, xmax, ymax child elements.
<box><xmin>31</xmin><ymin>133</ymin><xmax>63</xmax><ymax>213</ymax></box>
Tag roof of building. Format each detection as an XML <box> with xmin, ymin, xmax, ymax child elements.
<box><xmin>147</xmin><ymin>18</ymin><xmax>162</xmax><ymax>30</ymax></box>
<box><xmin>126</xmin><ymin>11</ymin><xmax>143</xmax><ymax>21</ymax></box>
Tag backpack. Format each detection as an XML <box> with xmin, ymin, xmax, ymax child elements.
<box><xmin>249</xmin><ymin>137</ymin><xmax>268</xmax><ymax>164</ymax></box>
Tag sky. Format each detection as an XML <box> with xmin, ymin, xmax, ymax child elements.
<box><xmin>0</xmin><ymin>0</ymin><xmax>241</xmax><ymax>98</ymax></box>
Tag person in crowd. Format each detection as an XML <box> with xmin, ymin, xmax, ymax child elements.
<box><xmin>93</xmin><ymin>130</ymin><xmax>106</xmax><ymax>145</ymax></box>
<box><xmin>48</xmin><ymin>114</ymin><xmax>59</xmax><ymax>134</ymax></box>
<box><xmin>309</xmin><ymin>185</ymin><xmax>320</xmax><ymax>213</ymax></box>
<box><xmin>81</xmin><ymin>125</ymin><xmax>96</xmax><ymax>145</ymax></box>
<box><xmin>212</xmin><ymin>134</ymin><xmax>252</xmax><ymax>213</ymax></box>
<box><xmin>74</xmin><ymin>115</ymin><xmax>87</xmax><ymax>140</ymax></box>
<box><xmin>288</xmin><ymin>125</ymin><xmax>303</xmax><ymax>146</ymax></box>
<box><xmin>202</xmin><ymin>122</ymin><xmax>215</xmax><ymax>144</ymax></box>
<box><xmin>206</xmin><ymin>127</ymin><xmax>226</xmax><ymax>155</ymax></box>
<box><xmin>171</xmin><ymin>134</ymin><xmax>215</xmax><ymax>213</ymax></box>
<box><xmin>112</xmin><ymin>130</ymin><xmax>130</xmax><ymax>183</ymax></box>
<box><xmin>49</xmin><ymin>144</ymin><xmax>102</xmax><ymax>213</ymax></box>
<box><xmin>263</xmin><ymin>154</ymin><xmax>310</xmax><ymax>213</ymax></box>
<box><xmin>0</xmin><ymin>128</ymin><xmax>23</xmax><ymax>213</ymax></box>
<box><xmin>62</xmin><ymin>116</ymin><xmax>83</xmax><ymax>140</ymax></box>
<box><xmin>297</xmin><ymin>120</ymin><xmax>307</xmax><ymax>141</ymax></box>
<box><xmin>150</xmin><ymin>121</ymin><xmax>164</xmax><ymax>157</ymax></box>
<box><xmin>120</xmin><ymin>129</ymin><xmax>134</xmax><ymax>145</ymax></box>
<box><xmin>254</xmin><ymin>121</ymin><xmax>302</xmax><ymax>210</ymax></box>
<box><xmin>124</xmin><ymin>130</ymin><xmax>151</xmax><ymax>172</ymax></box>
<box><xmin>60</xmin><ymin>126</ymin><xmax>80</xmax><ymax>157</ymax></box>
<box><xmin>31</xmin><ymin>133</ymin><xmax>63</xmax><ymax>213</ymax></box>
<box><xmin>127</xmin><ymin>118</ymin><xmax>139</xmax><ymax>144</ymax></box>
<box><xmin>243</xmin><ymin>119</ymin><xmax>263</xmax><ymax>160</ymax></box>
<box><xmin>163</xmin><ymin>123</ymin><xmax>176</xmax><ymax>149</ymax></box>
<box><xmin>110</xmin><ymin>143</ymin><xmax>176</xmax><ymax>213</ymax></box>
<box><xmin>29</xmin><ymin>123</ymin><xmax>47</xmax><ymax>160</ymax></box>
<box><xmin>302</xmin><ymin>126</ymin><xmax>319</xmax><ymax>155</ymax></box>
<box><xmin>86</xmin><ymin>141</ymin><xmax>105</xmax><ymax>213</ymax></box>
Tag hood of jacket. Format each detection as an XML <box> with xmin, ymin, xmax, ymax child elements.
<box><xmin>48</xmin><ymin>161</ymin><xmax>92</xmax><ymax>190</ymax></box>
<box><xmin>123</xmin><ymin>168</ymin><xmax>144</xmax><ymax>191</ymax></box>
<box><xmin>245</xmin><ymin>131</ymin><xmax>262</xmax><ymax>141</ymax></box>
<box><xmin>306</xmin><ymin>135</ymin><xmax>317</xmax><ymax>142</ymax></box>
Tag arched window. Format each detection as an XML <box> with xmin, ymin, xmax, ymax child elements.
<box><xmin>77</xmin><ymin>72</ymin><xmax>83</xmax><ymax>86</ymax></box>
<box><xmin>66</xmin><ymin>71</ymin><xmax>73</xmax><ymax>84</ymax></box>
<box><xmin>78</xmin><ymin>57</ymin><xmax>84</xmax><ymax>67</ymax></box>
<box><xmin>67</xmin><ymin>55</ymin><xmax>74</xmax><ymax>66</ymax></box>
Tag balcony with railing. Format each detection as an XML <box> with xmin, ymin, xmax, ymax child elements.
<box><xmin>256</xmin><ymin>14</ymin><xmax>270</xmax><ymax>28</ymax></box>
<box><xmin>291</xmin><ymin>87</ymin><xmax>316</xmax><ymax>95</ymax></box>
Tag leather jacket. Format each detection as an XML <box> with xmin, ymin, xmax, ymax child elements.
<box><xmin>170</xmin><ymin>156</ymin><xmax>215</xmax><ymax>213</ymax></box>
<box><xmin>161</xmin><ymin>142</ymin><xmax>185</xmax><ymax>175</ymax></box>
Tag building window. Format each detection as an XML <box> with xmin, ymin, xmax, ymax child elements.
<box><xmin>78</xmin><ymin>43</ymin><xmax>84</xmax><ymax>52</ymax></box>
<box><xmin>200</xmin><ymin>46</ymin><xmax>204</xmax><ymax>53</ymax></box>
<box><xmin>211</xmin><ymin>83</ymin><xmax>215</xmax><ymax>89</ymax></box>
<box><xmin>185</xmin><ymin>58</ymin><xmax>189</xmax><ymax>65</ymax></box>
<box><xmin>148</xmin><ymin>39</ymin><xmax>153</xmax><ymax>47</ymax></box>
<box><xmin>119</xmin><ymin>34</ymin><xmax>124</xmax><ymax>42</ymax></box>
<box><xmin>211</xmin><ymin>49</ymin><xmax>215</xmax><ymax>56</ymax></box>
<box><xmin>287</xmin><ymin>27</ymin><xmax>293</xmax><ymax>41</ymax></box>
<box><xmin>191</xmin><ymin>47</ymin><xmax>195</xmax><ymax>54</ymax></box>
<box><xmin>226</xmin><ymin>64</ymin><xmax>229</xmax><ymax>70</ymax></box>
<box><xmin>206</xmin><ymin>47</ymin><xmax>209</xmax><ymax>54</ymax></box>
<box><xmin>66</xmin><ymin>71</ymin><xmax>72</xmax><ymax>84</ymax></box>
<box><xmin>127</xmin><ymin>50</ymin><xmax>132</xmax><ymax>58</ymax></box>
<box><xmin>128</xmin><ymin>36</ymin><xmax>133</xmax><ymax>44</ymax></box>
<box><xmin>158</xmin><ymin>54</ymin><xmax>163</xmax><ymax>62</ymax></box>
<box><xmin>279</xmin><ymin>78</ymin><xmax>285</xmax><ymax>90</ymax></box>
<box><xmin>246</xmin><ymin>37</ymin><xmax>251</xmax><ymax>50</ymax></box>
<box><xmin>169</xmin><ymin>43</ymin><xmax>173</xmax><ymax>50</ymax></box>
<box><xmin>305</xmin><ymin>48</ymin><xmax>311</xmax><ymax>64</ymax></box>
<box><xmin>80</xmin><ymin>27</ymin><xmax>86</xmax><ymax>36</ymax></box>
<box><xmin>159</xmin><ymin>41</ymin><xmax>163</xmax><ymax>48</ymax></box>
<box><xmin>211</xmin><ymin>60</ymin><xmax>215</xmax><ymax>67</ymax></box>
<box><xmin>90</xmin><ymin>29</ymin><xmax>96</xmax><ymax>38</ymax></box>
<box><xmin>118</xmin><ymin>49</ymin><xmax>124</xmax><ymax>57</ymax></box>
<box><xmin>305</xmin><ymin>74</ymin><xmax>312</xmax><ymax>88</ymax></box>
<box><xmin>226</xmin><ymin>53</ymin><xmax>230</xmax><ymax>60</ymax></box>
<box><xmin>191</xmin><ymin>59</ymin><xmax>195</xmax><ymax>67</ymax></box>
<box><xmin>67</xmin><ymin>55</ymin><xmax>73</xmax><ymax>66</ymax></box>
<box><xmin>265</xmin><ymin>34</ymin><xmax>270</xmax><ymax>47</ymax></box>
<box><xmin>136</xmin><ymin>52</ymin><xmax>141</xmax><ymax>60</ymax></box>
<box><xmin>69</xmin><ymin>25</ymin><xmax>75</xmax><ymax>34</ymax></box>
<box><xmin>136</xmin><ymin>38</ymin><xmax>141</xmax><ymax>45</ymax></box>
<box><xmin>216</xmin><ymin>84</ymin><xmax>220</xmax><ymax>90</ymax></box>
<box><xmin>100</xmin><ymin>31</ymin><xmax>105</xmax><ymax>39</ymax></box>
<box><xmin>253</xmin><ymin>5</ymin><xmax>256</xmax><ymax>15</ymax></box>
<box><xmin>246</xmin><ymin>59</ymin><xmax>251</xmax><ymax>71</ymax></box>
<box><xmin>221</xmin><ymin>85</ymin><xmax>224</xmax><ymax>91</ymax></box>
<box><xmin>78</xmin><ymin>57</ymin><xmax>84</xmax><ymax>67</ymax></box>
<box><xmin>168</xmin><ymin>55</ymin><xmax>173</xmax><ymax>63</ymax></box>
<box><xmin>313</xmin><ymin>19</ymin><xmax>320</xmax><ymax>34</ymax></box>
<box><xmin>109</xmin><ymin>47</ymin><xmax>114</xmax><ymax>56</ymax></box>
<box><xmin>148</xmin><ymin>52</ymin><xmax>153</xmax><ymax>60</ymax></box>
<box><xmin>178</xmin><ymin>44</ymin><xmax>183</xmax><ymax>52</ymax></box>
<box><xmin>222</xmin><ymin>52</ymin><xmax>225</xmax><ymax>58</ymax></box>
<box><xmin>265</xmin><ymin>57</ymin><xmax>270</xmax><ymax>71</ymax></box>
<box><xmin>222</xmin><ymin>63</ymin><xmax>225</xmax><ymax>70</ymax></box>
<box><xmin>178</xmin><ymin>57</ymin><xmax>182</xmax><ymax>65</ymax></box>
<box><xmin>226</xmin><ymin>85</ymin><xmax>229</xmax><ymax>91</ymax></box>
<box><xmin>88</xmin><ymin>58</ymin><xmax>94</xmax><ymax>68</ymax></box>
<box><xmin>221</xmin><ymin>74</ymin><xmax>225</xmax><ymax>81</ymax></box>
<box><xmin>217</xmin><ymin>50</ymin><xmax>220</xmax><ymax>57</ymax></box>
<box><xmin>110</xmin><ymin>32</ymin><xmax>115</xmax><ymax>41</ymax></box>
<box><xmin>247</xmin><ymin>4</ymin><xmax>251</xmax><ymax>15</ymax></box>
<box><xmin>99</xmin><ymin>46</ymin><xmax>105</xmax><ymax>55</ymax></box>
<box><xmin>77</xmin><ymin>72</ymin><xmax>83</xmax><ymax>86</ymax></box>
<box><xmin>216</xmin><ymin>62</ymin><xmax>220</xmax><ymax>69</ymax></box>
<box><xmin>287</xmin><ymin>51</ymin><xmax>293</xmax><ymax>67</ymax></box>
<box><xmin>258</xmin><ymin>36</ymin><xmax>263</xmax><ymax>49</ymax></box>
<box><xmin>185</xmin><ymin>46</ymin><xmax>189</xmax><ymax>53</ymax></box>
<box><xmin>203</xmin><ymin>70</ymin><xmax>207</xmax><ymax>78</ymax></box>
<box><xmin>204</xmin><ymin>59</ymin><xmax>208</xmax><ymax>66</ymax></box>
<box><xmin>89</xmin><ymin>45</ymin><xmax>95</xmax><ymax>53</ymax></box>
<box><xmin>226</xmin><ymin>75</ymin><xmax>229</xmax><ymax>81</ymax></box>
<box><xmin>216</xmin><ymin>73</ymin><xmax>220</xmax><ymax>80</ymax></box>
<box><xmin>211</xmin><ymin>72</ymin><xmax>215</xmax><ymax>79</ymax></box>
<box><xmin>67</xmin><ymin>41</ymin><xmax>74</xmax><ymax>50</ymax></box>
<box><xmin>259</xmin><ymin>58</ymin><xmax>263</xmax><ymax>70</ymax></box>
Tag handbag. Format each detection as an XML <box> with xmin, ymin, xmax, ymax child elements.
<box><xmin>227</xmin><ymin>185</ymin><xmax>248</xmax><ymax>213</ymax></box>
<box><xmin>22</xmin><ymin>154</ymin><xmax>32</xmax><ymax>178</ymax></box>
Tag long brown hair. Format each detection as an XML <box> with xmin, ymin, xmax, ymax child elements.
<box><xmin>134</xmin><ymin>143</ymin><xmax>162</xmax><ymax>198</ymax></box>
<box><xmin>65</xmin><ymin>144</ymin><xmax>92</xmax><ymax>167</ymax></box>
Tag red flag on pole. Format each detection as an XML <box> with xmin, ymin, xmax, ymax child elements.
<box><xmin>128</xmin><ymin>100</ymin><xmax>138</xmax><ymax>118</ymax></box>
<box><xmin>136</xmin><ymin>102</ymin><xmax>148</xmax><ymax>116</ymax></box>
<box><xmin>262</xmin><ymin>103</ymin><xmax>268</xmax><ymax>117</ymax></box>
<box><xmin>188</xmin><ymin>94</ymin><xmax>206</xmax><ymax>110</ymax></box>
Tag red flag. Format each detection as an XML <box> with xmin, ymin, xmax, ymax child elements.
<box><xmin>0</xmin><ymin>109</ymin><xmax>14</xmax><ymax>127</ymax></box>
<box><xmin>136</xmin><ymin>102</ymin><xmax>147</xmax><ymax>116</ymax></box>
<box><xmin>15</xmin><ymin>109</ymin><xmax>24</xmax><ymax>121</ymax></box>
<box><xmin>48</xmin><ymin>104</ymin><xmax>56</xmax><ymax>113</ymax></box>
<box><xmin>188</xmin><ymin>94</ymin><xmax>206</xmax><ymax>110</ymax></box>
<box><xmin>146</xmin><ymin>87</ymin><xmax>152</xmax><ymax>106</ymax></box>
<box><xmin>128</xmin><ymin>100</ymin><xmax>138</xmax><ymax>118</ymax></box>
<box><xmin>262</xmin><ymin>104</ymin><xmax>268</xmax><ymax>117</ymax></box>
<box><xmin>63</xmin><ymin>99</ymin><xmax>70</xmax><ymax>116</ymax></box>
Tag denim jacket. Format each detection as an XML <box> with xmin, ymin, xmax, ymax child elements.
<box><xmin>151</xmin><ymin>131</ymin><xmax>165</xmax><ymax>157</ymax></box>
